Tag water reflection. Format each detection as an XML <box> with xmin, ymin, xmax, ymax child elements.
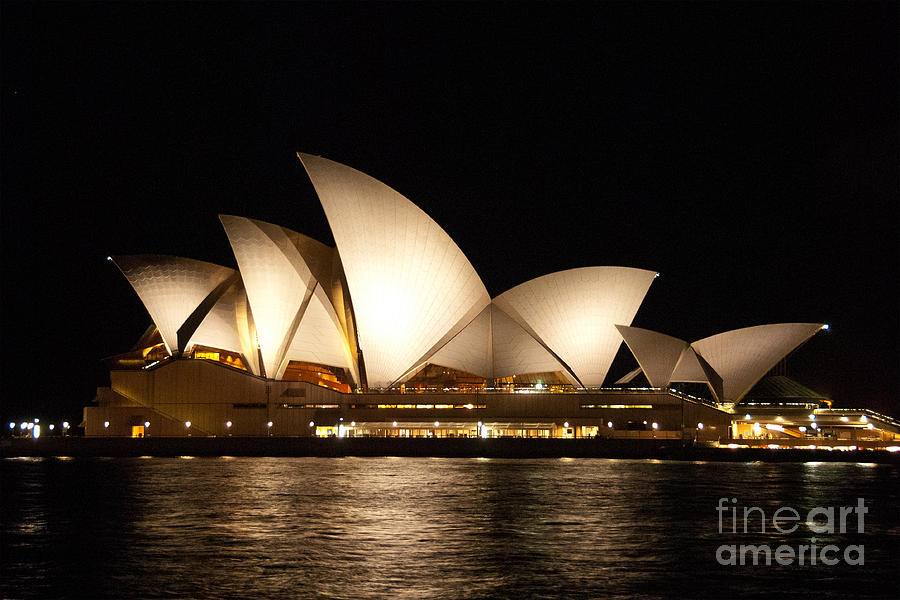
<box><xmin>1</xmin><ymin>458</ymin><xmax>897</xmax><ymax>599</ymax></box>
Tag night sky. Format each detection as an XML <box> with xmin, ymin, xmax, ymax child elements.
<box><xmin>2</xmin><ymin>2</ymin><xmax>897</xmax><ymax>424</ymax></box>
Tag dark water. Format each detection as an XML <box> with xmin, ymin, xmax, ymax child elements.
<box><xmin>2</xmin><ymin>457</ymin><xmax>899</xmax><ymax>599</ymax></box>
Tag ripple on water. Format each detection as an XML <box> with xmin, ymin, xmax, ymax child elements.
<box><xmin>1</xmin><ymin>458</ymin><xmax>898</xmax><ymax>599</ymax></box>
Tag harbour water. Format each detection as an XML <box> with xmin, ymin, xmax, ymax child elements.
<box><xmin>2</xmin><ymin>457</ymin><xmax>898</xmax><ymax>599</ymax></box>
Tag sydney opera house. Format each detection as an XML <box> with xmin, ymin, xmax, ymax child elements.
<box><xmin>84</xmin><ymin>154</ymin><xmax>899</xmax><ymax>447</ymax></box>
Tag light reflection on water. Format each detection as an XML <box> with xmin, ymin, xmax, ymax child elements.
<box><xmin>2</xmin><ymin>458</ymin><xmax>898</xmax><ymax>599</ymax></box>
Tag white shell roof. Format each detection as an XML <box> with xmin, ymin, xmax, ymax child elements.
<box><xmin>278</xmin><ymin>283</ymin><xmax>358</xmax><ymax>382</ymax></box>
<box><xmin>670</xmin><ymin>346</ymin><xmax>724</xmax><ymax>401</ymax></box>
<box><xmin>189</xmin><ymin>281</ymin><xmax>261</xmax><ymax>375</ymax></box>
<box><xmin>690</xmin><ymin>323</ymin><xmax>825</xmax><ymax>402</ymax></box>
<box><xmin>615</xmin><ymin>325</ymin><xmax>689</xmax><ymax>388</ymax></box>
<box><xmin>424</xmin><ymin>305</ymin><xmax>494</xmax><ymax>379</ymax></box>
<box><xmin>232</xmin><ymin>282</ymin><xmax>261</xmax><ymax>376</ymax></box>
<box><xmin>188</xmin><ymin>281</ymin><xmax>243</xmax><ymax>356</ymax></box>
<box><xmin>111</xmin><ymin>255</ymin><xmax>235</xmax><ymax>355</ymax></box>
<box><xmin>300</xmin><ymin>153</ymin><xmax>491</xmax><ymax>388</ymax></box>
<box><xmin>490</xmin><ymin>305</ymin><xmax>573</xmax><ymax>383</ymax></box>
<box><xmin>220</xmin><ymin>215</ymin><xmax>332</xmax><ymax>378</ymax></box>
<box><xmin>493</xmin><ymin>267</ymin><xmax>657</xmax><ymax>387</ymax></box>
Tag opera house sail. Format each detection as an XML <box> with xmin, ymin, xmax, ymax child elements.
<box><xmin>85</xmin><ymin>152</ymin><xmax>889</xmax><ymax>448</ymax></box>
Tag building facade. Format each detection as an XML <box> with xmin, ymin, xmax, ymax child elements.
<box><xmin>85</xmin><ymin>153</ymin><xmax>897</xmax><ymax>448</ymax></box>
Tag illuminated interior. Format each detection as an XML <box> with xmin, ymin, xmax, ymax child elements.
<box><xmin>282</xmin><ymin>361</ymin><xmax>351</xmax><ymax>393</ymax></box>
<box><xmin>404</xmin><ymin>364</ymin><xmax>486</xmax><ymax>391</ymax></box>
<box><xmin>103</xmin><ymin>327</ymin><xmax>170</xmax><ymax>370</ymax></box>
<box><xmin>495</xmin><ymin>371</ymin><xmax>573</xmax><ymax>390</ymax></box>
<box><xmin>190</xmin><ymin>345</ymin><xmax>248</xmax><ymax>371</ymax></box>
<box><xmin>311</xmin><ymin>422</ymin><xmax>555</xmax><ymax>439</ymax></box>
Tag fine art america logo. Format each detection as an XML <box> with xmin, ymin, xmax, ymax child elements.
<box><xmin>715</xmin><ymin>497</ymin><xmax>867</xmax><ymax>566</ymax></box>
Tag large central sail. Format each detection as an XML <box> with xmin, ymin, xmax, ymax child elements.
<box><xmin>300</xmin><ymin>153</ymin><xmax>490</xmax><ymax>388</ymax></box>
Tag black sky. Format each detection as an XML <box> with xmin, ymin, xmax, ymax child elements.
<box><xmin>1</xmin><ymin>2</ymin><xmax>897</xmax><ymax>423</ymax></box>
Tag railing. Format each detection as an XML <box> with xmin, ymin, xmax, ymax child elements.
<box><xmin>816</xmin><ymin>408</ymin><xmax>900</xmax><ymax>429</ymax></box>
<box><xmin>362</xmin><ymin>386</ymin><xmax>671</xmax><ymax>395</ymax></box>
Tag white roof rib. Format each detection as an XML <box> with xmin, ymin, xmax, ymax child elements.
<box><xmin>670</xmin><ymin>346</ymin><xmax>724</xmax><ymax>402</ymax></box>
<box><xmin>615</xmin><ymin>366</ymin><xmax>644</xmax><ymax>385</ymax></box>
<box><xmin>220</xmin><ymin>215</ymin><xmax>335</xmax><ymax>378</ymax></box>
<box><xmin>278</xmin><ymin>283</ymin><xmax>358</xmax><ymax>382</ymax></box>
<box><xmin>188</xmin><ymin>280</ymin><xmax>260</xmax><ymax>375</ymax></box>
<box><xmin>615</xmin><ymin>325</ymin><xmax>689</xmax><ymax>388</ymax></box>
<box><xmin>111</xmin><ymin>255</ymin><xmax>235</xmax><ymax>355</ymax></box>
<box><xmin>232</xmin><ymin>282</ymin><xmax>260</xmax><ymax>376</ymax></box>
<box><xmin>491</xmin><ymin>305</ymin><xmax>573</xmax><ymax>383</ymax></box>
<box><xmin>299</xmin><ymin>153</ymin><xmax>491</xmax><ymax>388</ymax></box>
<box><xmin>689</xmin><ymin>323</ymin><xmax>826</xmax><ymax>403</ymax></box>
<box><xmin>421</xmin><ymin>304</ymin><xmax>494</xmax><ymax>379</ymax></box>
<box><xmin>493</xmin><ymin>267</ymin><xmax>657</xmax><ymax>387</ymax></box>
